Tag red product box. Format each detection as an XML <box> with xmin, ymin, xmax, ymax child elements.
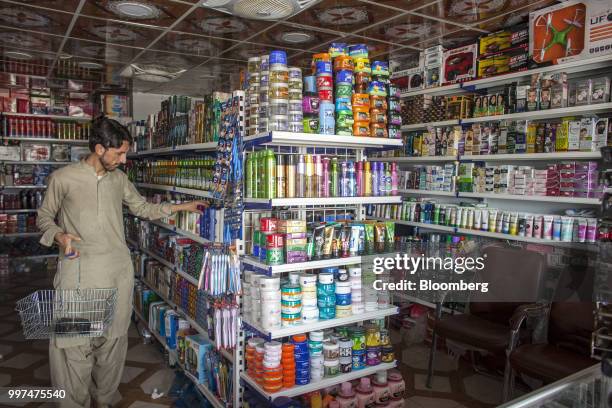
<box><xmin>260</xmin><ymin>218</ymin><xmax>278</xmax><ymax>233</ymax></box>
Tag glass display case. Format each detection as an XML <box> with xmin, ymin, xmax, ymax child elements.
<box><xmin>501</xmin><ymin>363</ymin><xmax>610</xmax><ymax>408</ymax></box>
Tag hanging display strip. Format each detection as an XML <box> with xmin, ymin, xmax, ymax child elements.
<box><xmin>197</xmin><ymin>245</ymin><xmax>242</xmax><ymax>297</ymax></box>
<box><xmin>139</xmin><ymin>270</ymin><xmax>235</xmax><ymax>359</ymax></box>
<box><xmin>212</xmin><ymin>92</ymin><xmax>245</xmax><ymax>201</ymax></box>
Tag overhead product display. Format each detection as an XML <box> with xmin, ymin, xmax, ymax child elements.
<box><xmin>1</xmin><ymin>0</ymin><xmax>611</xmax><ymax>406</ymax></box>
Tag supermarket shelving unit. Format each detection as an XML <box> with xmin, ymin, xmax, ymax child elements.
<box><xmin>127</xmin><ymin>139</ymin><xmax>242</xmax><ymax>407</ymax></box>
<box><xmin>380</xmin><ymin>54</ymin><xmax>612</xmax><ymax>253</ymax></box>
<box><xmin>239</xmin><ymin>131</ymin><xmax>402</xmax><ymax>401</ymax></box>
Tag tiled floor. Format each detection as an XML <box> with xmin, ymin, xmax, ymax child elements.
<box><xmin>1</xmin><ymin>261</ymin><xmax>520</xmax><ymax>408</ymax></box>
<box><xmin>0</xmin><ymin>265</ymin><xmax>177</xmax><ymax>408</ymax></box>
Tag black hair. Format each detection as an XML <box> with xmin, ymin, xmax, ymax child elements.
<box><xmin>89</xmin><ymin>116</ymin><xmax>133</xmax><ymax>152</ymax></box>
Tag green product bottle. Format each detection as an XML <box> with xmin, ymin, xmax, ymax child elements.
<box><xmin>330</xmin><ymin>158</ymin><xmax>338</xmax><ymax>197</ymax></box>
<box><xmin>256</xmin><ymin>151</ymin><xmax>265</xmax><ymax>199</ymax></box>
<box><xmin>246</xmin><ymin>153</ymin><xmax>253</xmax><ymax>198</ymax></box>
<box><xmin>265</xmin><ymin>150</ymin><xmax>277</xmax><ymax>199</ymax></box>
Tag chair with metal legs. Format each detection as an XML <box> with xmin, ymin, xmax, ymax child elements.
<box><xmin>425</xmin><ymin>245</ymin><xmax>547</xmax><ymax>401</ymax></box>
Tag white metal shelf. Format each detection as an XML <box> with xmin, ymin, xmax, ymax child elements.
<box><xmin>244</xmin><ymin>131</ymin><xmax>403</xmax><ymax>149</ymax></box>
<box><xmin>242</xmin><ymin>255</ymin><xmax>363</xmax><ymax>276</ymax></box>
<box><xmin>399</xmin><ymin>189</ymin><xmax>455</xmax><ymax>197</ymax></box>
<box><xmin>368</xmin><ymin>217</ymin><xmax>456</xmax><ymax>233</ymax></box>
<box><xmin>128</xmin><ymin>142</ymin><xmax>218</xmax><ymax>158</ymax></box>
<box><xmin>401</xmin><ymin>119</ymin><xmax>459</xmax><ymax>131</ymax></box>
<box><xmin>139</xmin><ymin>279</ymin><xmax>233</xmax><ymax>361</ymax></box>
<box><xmin>1</xmin><ymin>136</ymin><xmax>89</xmax><ymax>145</ymax></box>
<box><xmin>1</xmin><ymin>112</ymin><xmax>92</xmax><ymax>121</ymax></box>
<box><xmin>458</xmin><ymin>192</ymin><xmax>601</xmax><ymax>205</ymax></box>
<box><xmin>242</xmin><ymin>306</ymin><xmax>398</xmax><ymax>340</ymax></box>
<box><xmin>465</xmin><ymin>54</ymin><xmax>612</xmax><ymax>91</ymax></box>
<box><xmin>400</xmin><ymin>54</ymin><xmax>612</xmax><ymax>97</ymax></box>
<box><xmin>132</xmin><ymin>295</ymin><xmax>228</xmax><ymax>408</ymax></box>
<box><xmin>13</xmin><ymin>253</ymin><xmax>58</xmax><ymax>260</ymax></box>
<box><xmin>137</xmin><ymin>245</ymin><xmax>199</xmax><ymax>285</ymax></box>
<box><xmin>0</xmin><ymin>232</ymin><xmax>41</xmax><ymax>238</ymax></box>
<box><xmin>148</xmin><ymin>219</ymin><xmax>212</xmax><ymax>245</ymax></box>
<box><xmin>0</xmin><ymin>209</ymin><xmax>38</xmax><ymax>214</ymax></box>
<box><xmin>241</xmin><ymin>361</ymin><xmax>397</xmax><ymax>399</ymax></box>
<box><xmin>373</xmin><ymin>155</ymin><xmax>457</xmax><ymax>163</ymax></box>
<box><xmin>1</xmin><ymin>185</ymin><xmax>46</xmax><ymax>189</ymax></box>
<box><xmin>0</xmin><ymin>160</ymin><xmax>71</xmax><ymax>165</ymax></box>
<box><xmin>461</xmin><ymin>152</ymin><xmax>601</xmax><ymax>161</ymax></box>
<box><xmin>400</xmin><ymin>84</ymin><xmax>462</xmax><ymax>98</ymax></box>
<box><xmin>462</xmin><ymin>102</ymin><xmax>612</xmax><ymax>124</ymax></box>
<box><xmin>456</xmin><ymin>227</ymin><xmax>597</xmax><ymax>250</ymax></box>
<box><xmin>135</xmin><ymin>183</ymin><xmax>213</xmax><ymax>199</ymax></box>
<box><xmin>244</xmin><ymin>195</ymin><xmax>401</xmax><ymax>209</ymax></box>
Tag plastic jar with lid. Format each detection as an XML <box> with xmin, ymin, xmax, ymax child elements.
<box><xmin>268</xmin><ymin>85</ymin><xmax>289</xmax><ymax>100</ymax></box>
<box><xmin>335</xmin><ymin>304</ymin><xmax>352</xmax><ymax>317</ymax></box>
<box><xmin>387</xmin><ymin>369</ymin><xmax>405</xmax><ymax>398</ymax></box>
<box><xmin>335</xmin><ymin>281</ymin><xmax>351</xmax><ymax>294</ymax></box>
<box><xmin>323</xmin><ymin>341</ymin><xmax>340</xmax><ymax>360</ymax></box>
<box><xmin>248</xmin><ymin>57</ymin><xmax>261</xmax><ymax>73</ymax></box>
<box><xmin>319</xmin><ymin>306</ymin><xmax>336</xmax><ymax>320</ymax></box>
<box><xmin>365</xmin><ymin>325</ymin><xmax>381</xmax><ymax>347</ymax></box>
<box><xmin>372</xmin><ymin>370</ymin><xmax>391</xmax><ymax>403</ymax></box>
<box><xmin>351</xmin><ymin>327</ymin><xmax>366</xmax><ymax>351</ymax></box>
<box><xmin>323</xmin><ymin>359</ymin><xmax>339</xmax><ymax>377</ymax></box>
<box><xmin>269</xmin><ymin>102</ymin><xmax>289</xmax><ymax>116</ymax></box>
<box><xmin>270</xmin><ymin>70</ymin><xmax>289</xmax><ymax>84</ymax></box>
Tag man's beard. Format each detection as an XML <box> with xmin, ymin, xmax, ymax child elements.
<box><xmin>100</xmin><ymin>153</ymin><xmax>119</xmax><ymax>171</ymax></box>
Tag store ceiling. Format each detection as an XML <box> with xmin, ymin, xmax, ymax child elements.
<box><xmin>0</xmin><ymin>0</ymin><xmax>557</xmax><ymax>96</ymax></box>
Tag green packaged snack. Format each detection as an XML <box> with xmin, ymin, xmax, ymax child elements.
<box><xmin>364</xmin><ymin>223</ymin><xmax>375</xmax><ymax>255</ymax></box>
<box><xmin>336</xmin><ymin>111</ymin><xmax>355</xmax><ymax>128</ymax></box>
<box><xmin>335</xmin><ymin>84</ymin><xmax>353</xmax><ymax>98</ymax></box>
<box><xmin>385</xmin><ymin>221</ymin><xmax>395</xmax><ymax>252</ymax></box>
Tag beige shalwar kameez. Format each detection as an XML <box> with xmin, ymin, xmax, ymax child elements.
<box><xmin>37</xmin><ymin>160</ymin><xmax>171</xmax><ymax>408</ymax></box>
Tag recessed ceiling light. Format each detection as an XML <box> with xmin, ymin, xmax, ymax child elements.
<box><xmin>3</xmin><ymin>51</ymin><xmax>33</xmax><ymax>60</ymax></box>
<box><xmin>78</xmin><ymin>61</ymin><xmax>104</xmax><ymax>70</ymax></box>
<box><xmin>58</xmin><ymin>53</ymin><xmax>72</xmax><ymax>60</ymax></box>
<box><xmin>107</xmin><ymin>1</ymin><xmax>161</xmax><ymax>19</ymax></box>
<box><xmin>280</xmin><ymin>31</ymin><xmax>313</xmax><ymax>44</ymax></box>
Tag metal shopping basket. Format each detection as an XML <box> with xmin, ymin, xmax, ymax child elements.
<box><xmin>15</xmin><ymin>257</ymin><xmax>118</xmax><ymax>339</ymax></box>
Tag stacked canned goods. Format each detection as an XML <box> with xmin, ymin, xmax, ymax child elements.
<box><xmin>332</xmin><ymin>44</ymin><xmax>354</xmax><ymax>135</ymax></box>
<box><xmin>258</xmin><ymin>55</ymin><xmax>271</xmax><ymax>133</ymax></box>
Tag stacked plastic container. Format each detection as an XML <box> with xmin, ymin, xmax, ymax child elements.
<box><xmin>261</xmin><ymin>276</ymin><xmax>282</xmax><ymax>331</ymax></box>
<box><xmin>292</xmin><ymin>334</ymin><xmax>310</xmax><ymax>385</ymax></box>
<box><xmin>388</xmin><ymin>82</ymin><xmax>402</xmax><ymax>139</ymax></box>
<box><xmin>314</xmin><ymin>54</ymin><xmax>335</xmax><ymax>135</ymax></box>
<box><xmin>258</xmin><ymin>55</ymin><xmax>270</xmax><ymax>134</ymax></box>
<box><xmin>268</xmin><ymin>51</ymin><xmax>290</xmax><ymax>132</ymax></box>
<box><xmin>281</xmin><ymin>282</ymin><xmax>302</xmax><ymax>327</ymax></box>
<box><xmin>247</xmin><ymin>57</ymin><xmax>261</xmax><ymax>136</ymax></box>
<box><xmin>288</xmin><ymin>67</ymin><xmax>304</xmax><ymax>132</ymax></box>
<box><xmin>349</xmin><ymin>267</ymin><xmax>364</xmax><ymax>314</ymax></box>
<box><xmin>262</xmin><ymin>341</ymin><xmax>282</xmax><ymax>393</ymax></box>
<box><xmin>302</xmin><ymin>75</ymin><xmax>319</xmax><ymax>133</ymax></box>
<box><xmin>331</xmin><ymin>44</ymin><xmax>354</xmax><ymax>135</ymax></box>
<box><xmin>317</xmin><ymin>272</ymin><xmax>336</xmax><ymax>320</ymax></box>
<box><xmin>368</xmin><ymin>60</ymin><xmax>389</xmax><ymax>138</ymax></box>
<box><xmin>299</xmin><ymin>274</ymin><xmax>319</xmax><ymax>323</ymax></box>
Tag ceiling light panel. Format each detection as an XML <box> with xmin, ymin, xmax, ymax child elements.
<box><xmin>79</xmin><ymin>0</ymin><xmax>192</xmax><ymax>27</ymax></box>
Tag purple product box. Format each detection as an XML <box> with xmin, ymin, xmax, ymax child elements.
<box><xmin>285</xmin><ymin>233</ymin><xmax>307</xmax><ymax>239</ymax></box>
<box><xmin>286</xmin><ymin>252</ymin><xmax>308</xmax><ymax>264</ymax></box>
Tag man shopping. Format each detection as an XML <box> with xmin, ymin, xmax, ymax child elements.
<box><xmin>37</xmin><ymin>117</ymin><xmax>207</xmax><ymax>408</ymax></box>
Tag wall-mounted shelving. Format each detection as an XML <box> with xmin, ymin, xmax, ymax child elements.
<box><xmin>1</xmin><ymin>137</ymin><xmax>88</xmax><ymax>145</ymax></box>
<box><xmin>244</xmin><ymin>195</ymin><xmax>401</xmax><ymax>209</ymax></box>
<box><xmin>1</xmin><ymin>112</ymin><xmax>92</xmax><ymax>122</ymax></box>
<box><xmin>244</xmin><ymin>131</ymin><xmax>403</xmax><ymax>149</ymax></box>
<box><xmin>128</xmin><ymin>142</ymin><xmax>218</xmax><ymax>158</ymax></box>
<box><xmin>134</xmin><ymin>183</ymin><xmax>213</xmax><ymax>199</ymax></box>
